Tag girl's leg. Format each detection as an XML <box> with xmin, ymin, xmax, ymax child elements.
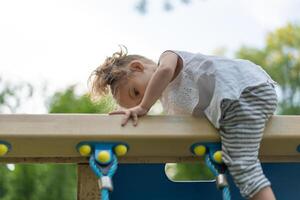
<box><xmin>218</xmin><ymin>82</ymin><xmax>278</xmax><ymax>199</ymax></box>
<box><xmin>250</xmin><ymin>186</ymin><xmax>276</xmax><ymax>200</ymax></box>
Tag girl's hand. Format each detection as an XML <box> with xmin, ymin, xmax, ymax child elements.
<box><xmin>108</xmin><ymin>105</ymin><xmax>149</xmax><ymax>127</ymax></box>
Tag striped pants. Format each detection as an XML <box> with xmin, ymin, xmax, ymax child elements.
<box><xmin>218</xmin><ymin>82</ymin><xmax>278</xmax><ymax>199</ymax></box>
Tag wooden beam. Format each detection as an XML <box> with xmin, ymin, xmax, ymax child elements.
<box><xmin>0</xmin><ymin>114</ymin><xmax>299</xmax><ymax>163</ymax></box>
<box><xmin>77</xmin><ymin>164</ymin><xmax>100</xmax><ymax>200</ymax></box>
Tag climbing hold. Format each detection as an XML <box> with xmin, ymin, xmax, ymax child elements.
<box><xmin>213</xmin><ymin>151</ymin><xmax>223</xmax><ymax>164</ymax></box>
<box><xmin>193</xmin><ymin>145</ymin><xmax>206</xmax><ymax>156</ymax></box>
<box><xmin>114</xmin><ymin>144</ymin><xmax>128</xmax><ymax>156</ymax></box>
<box><xmin>98</xmin><ymin>150</ymin><xmax>111</xmax><ymax>164</ymax></box>
<box><xmin>0</xmin><ymin>144</ymin><xmax>8</xmax><ymax>156</ymax></box>
<box><xmin>79</xmin><ymin>144</ymin><xmax>92</xmax><ymax>156</ymax></box>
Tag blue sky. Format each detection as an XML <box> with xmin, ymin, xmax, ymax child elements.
<box><xmin>0</xmin><ymin>0</ymin><xmax>299</xmax><ymax>113</ymax></box>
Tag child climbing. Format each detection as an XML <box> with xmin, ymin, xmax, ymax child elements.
<box><xmin>88</xmin><ymin>45</ymin><xmax>278</xmax><ymax>200</ymax></box>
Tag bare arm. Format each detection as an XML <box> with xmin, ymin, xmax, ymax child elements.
<box><xmin>140</xmin><ymin>51</ymin><xmax>179</xmax><ymax>110</ymax></box>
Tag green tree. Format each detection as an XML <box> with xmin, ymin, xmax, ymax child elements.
<box><xmin>0</xmin><ymin>165</ymin><xmax>10</xmax><ymax>199</ymax></box>
<box><xmin>33</xmin><ymin>164</ymin><xmax>77</xmax><ymax>200</ymax></box>
<box><xmin>46</xmin><ymin>84</ymin><xmax>115</xmax><ymax>114</ymax></box>
<box><xmin>8</xmin><ymin>165</ymin><xmax>39</xmax><ymax>200</ymax></box>
<box><xmin>236</xmin><ymin>23</ymin><xmax>300</xmax><ymax>114</ymax></box>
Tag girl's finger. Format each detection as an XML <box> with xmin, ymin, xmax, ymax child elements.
<box><xmin>109</xmin><ymin>111</ymin><xmax>125</xmax><ymax>115</ymax></box>
<box><xmin>121</xmin><ymin>111</ymin><xmax>131</xmax><ymax>126</ymax></box>
<box><xmin>132</xmin><ymin>113</ymin><xmax>138</xmax><ymax>126</ymax></box>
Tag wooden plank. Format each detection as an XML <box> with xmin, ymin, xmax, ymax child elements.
<box><xmin>1</xmin><ymin>155</ymin><xmax>300</xmax><ymax>163</ymax></box>
<box><xmin>77</xmin><ymin>164</ymin><xmax>99</xmax><ymax>200</ymax></box>
<box><xmin>0</xmin><ymin>114</ymin><xmax>299</xmax><ymax>163</ymax></box>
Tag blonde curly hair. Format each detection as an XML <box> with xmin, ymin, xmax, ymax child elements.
<box><xmin>87</xmin><ymin>45</ymin><xmax>154</xmax><ymax>102</ymax></box>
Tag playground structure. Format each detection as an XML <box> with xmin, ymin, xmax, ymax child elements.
<box><xmin>0</xmin><ymin>114</ymin><xmax>299</xmax><ymax>199</ymax></box>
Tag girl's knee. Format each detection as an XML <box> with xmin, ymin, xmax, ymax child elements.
<box><xmin>226</xmin><ymin>162</ymin><xmax>271</xmax><ymax>199</ymax></box>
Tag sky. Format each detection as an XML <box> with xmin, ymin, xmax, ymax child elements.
<box><xmin>0</xmin><ymin>0</ymin><xmax>299</xmax><ymax>113</ymax></box>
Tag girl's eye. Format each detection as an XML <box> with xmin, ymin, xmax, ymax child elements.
<box><xmin>134</xmin><ymin>88</ymin><xmax>139</xmax><ymax>96</ymax></box>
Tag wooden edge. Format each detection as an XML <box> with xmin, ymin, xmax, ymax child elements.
<box><xmin>1</xmin><ymin>155</ymin><xmax>299</xmax><ymax>163</ymax></box>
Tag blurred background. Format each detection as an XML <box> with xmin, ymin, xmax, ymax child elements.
<box><xmin>0</xmin><ymin>0</ymin><xmax>300</xmax><ymax>199</ymax></box>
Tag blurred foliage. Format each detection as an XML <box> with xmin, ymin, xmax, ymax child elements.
<box><xmin>236</xmin><ymin>23</ymin><xmax>300</xmax><ymax>114</ymax></box>
<box><xmin>0</xmin><ymin>164</ymin><xmax>77</xmax><ymax>200</ymax></box>
<box><xmin>136</xmin><ymin>0</ymin><xmax>192</xmax><ymax>14</ymax></box>
<box><xmin>166</xmin><ymin>162</ymin><xmax>214</xmax><ymax>181</ymax></box>
<box><xmin>0</xmin><ymin>78</ymin><xmax>33</xmax><ymax>113</ymax></box>
<box><xmin>47</xmin><ymin>84</ymin><xmax>115</xmax><ymax>114</ymax></box>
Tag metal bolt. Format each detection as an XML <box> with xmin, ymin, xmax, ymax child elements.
<box><xmin>98</xmin><ymin>176</ymin><xmax>113</xmax><ymax>191</ymax></box>
<box><xmin>216</xmin><ymin>174</ymin><xmax>228</xmax><ymax>189</ymax></box>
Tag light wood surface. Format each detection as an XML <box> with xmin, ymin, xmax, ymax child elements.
<box><xmin>0</xmin><ymin>114</ymin><xmax>299</xmax><ymax>163</ymax></box>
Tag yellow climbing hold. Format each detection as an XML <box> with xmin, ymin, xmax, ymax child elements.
<box><xmin>79</xmin><ymin>144</ymin><xmax>91</xmax><ymax>156</ymax></box>
<box><xmin>193</xmin><ymin>145</ymin><xmax>206</xmax><ymax>156</ymax></box>
<box><xmin>213</xmin><ymin>151</ymin><xmax>223</xmax><ymax>164</ymax></box>
<box><xmin>114</xmin><ymin>144</ymin><xmax>128</xmax><ymax>156</ymax></box>
<box><xmin>98</xmin><ymin>150</ymin><xmax>111</xmax><ymax>163</ymax></box>
<box><xmin>0</xmin><ymin>144</ymin><xmax>8</xmax><ymax>156</ymax></box>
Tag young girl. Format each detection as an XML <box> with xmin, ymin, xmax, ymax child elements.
<box><xmin>88</xmin><ymin>46</ymin><xmax>278</xmax><ymax>200</ymax></box>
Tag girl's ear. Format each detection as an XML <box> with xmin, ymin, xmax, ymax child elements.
<box><xmin>129</xmin><ymin>60</ymin><xmax>144</xmax><ymax>72</ymax></box>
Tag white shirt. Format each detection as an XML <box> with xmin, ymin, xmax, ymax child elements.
<box><xmin>159</xmin><ymin>50</ymin><xmax>278</xmax><ymax>129</ymax></box>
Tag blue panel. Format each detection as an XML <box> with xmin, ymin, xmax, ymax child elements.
<box><xmin>111</xmin><ymin>163</ymin><xmax>300</xmax><ymax>200</ymax></box>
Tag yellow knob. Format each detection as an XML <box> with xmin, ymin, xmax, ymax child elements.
<box><xmin>213</xmin><ymin>151</ymin><xmax>223</xmax><ymax>164</ymax></box>
<box><xmin>98</xmin><ymin>150</ymin><xmax>111</xmax><ymax>163</ymax></box>
<box><xmin>114</xmin><ymin>144</ymin><xmax>128</xmax><ymax>156</ymax></box>
<box><xmin>79</xmin><ymin>145</ymin><xmax>91</xmax><ymax>156</ymax></box>
<box><xmin>193</xmin><ymin>145</ymin><xmax>206</xmax><ymax>156</ymax></box>
<box><xmin>0</xmin><ymin>144</ymin><xmax>9</xmax><ymax>156</ymax></box>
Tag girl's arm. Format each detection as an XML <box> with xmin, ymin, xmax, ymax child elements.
<box><xmin>140</xmin><ymin>51</ymin><xmax>179</xmax><ymax>110</ymax></box>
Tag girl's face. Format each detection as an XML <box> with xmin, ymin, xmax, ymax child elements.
<box><xmin>113</xmin><ymin>61</ymin><xmax>156</xmax><ymax>108</ymax></box>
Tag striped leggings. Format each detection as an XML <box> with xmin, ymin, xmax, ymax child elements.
<box><xmin>218</xmin><ymin>82</ymin><xmax>278</xmax><ymax>199</ymax></box>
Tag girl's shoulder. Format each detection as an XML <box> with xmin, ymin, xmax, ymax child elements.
<box><xmin>159</xmin><ymin>50</ymin><xmax>202</xmax><ymax>68</ymax></box>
